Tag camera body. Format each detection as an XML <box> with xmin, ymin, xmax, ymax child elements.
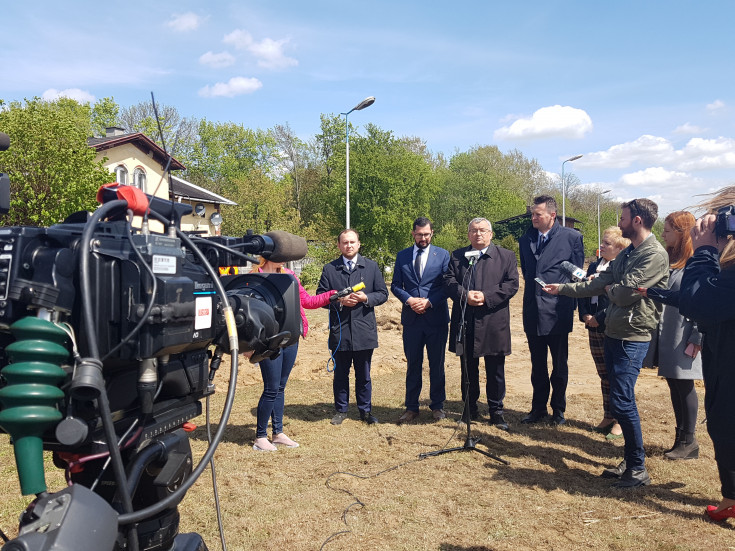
<box><xmin>0</xmin><ymin>204</ymin><xmax>302</xmax><ymax>550</ymax></box>
<box><xmin>715</xmin><ymin>205</ymin><xmax>735</xmax><ymax>237</ymax></box>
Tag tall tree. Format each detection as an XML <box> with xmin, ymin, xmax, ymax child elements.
<box><xmin>272</xmin><ymin>123</ymin><xmax>307</xmax><ymax>217</ymax></box>
<box><xmin>90</xmin><ymin>97</ymin><xmax>120</xmax><ymax>137</ymax></box>
<box><xmin>0</xmin><ymin>97</ymin><xmax>113</xmax><ymax>226</ymax></box>
<box><xmin>119</xmin><ymin>101</ymin><xmax>198</xmax><ymax>161</ymax></box>
<box><xmin>346</xmin><ymin>124</ymin><xmax>440</xmax><ymax>267</ymax></box>
<box><xmin>433</xmin><ymin>146</ymin><xmax>527</xmax><ymax>234</ymax></box>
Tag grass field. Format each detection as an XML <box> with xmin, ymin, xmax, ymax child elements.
<box><xmin>0</xmin><ymin>292</ymin><xmax>733</xmax><ymax>550</ymax></box>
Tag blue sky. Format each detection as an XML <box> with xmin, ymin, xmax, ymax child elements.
<box><xmin>3</xmin><ymin>1</ymin><xmax>734</xmax><ymax>218</ymax></box>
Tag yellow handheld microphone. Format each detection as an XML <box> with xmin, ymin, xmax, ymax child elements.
<box><xmin>330</xmin><ymin>281</ymin><xmax>366</xmax><ymax>302</ymax></box>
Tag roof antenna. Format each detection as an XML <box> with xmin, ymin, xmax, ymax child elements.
<box><xmin>150</xmin><ymin>91</ymin><xmax>177</xmax><ymax>237</ymax></box>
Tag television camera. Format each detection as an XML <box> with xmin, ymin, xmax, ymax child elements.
<box><xmin>0</xmin><ymin>149</ymin><xmax>305</xmax><ymax>551</ymax></box>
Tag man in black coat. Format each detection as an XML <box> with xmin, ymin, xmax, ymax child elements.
<box><xmin>317</xmin><ymin>229</ymin><xmax>388</xmax><ymax>425</ymax></box>
<box><xmin>518</xmin><ymin>195</ymin><xmax>584</xmax><ymax>425</ymax></box>
<box><xmin>445</xmin><ymin>217</ymin><xmax>519</xmax><ymax>430</ymax></box>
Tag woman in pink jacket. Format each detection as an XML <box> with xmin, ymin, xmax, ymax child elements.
<box><xmin>250</xmin><ymin>257</ymin><xmax>335</xmax><ymax>451</ymax></box>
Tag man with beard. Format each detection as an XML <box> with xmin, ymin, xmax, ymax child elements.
<box><xmin>445</xmin><ymin>218</ymin><xmax>519</xmax><ymax>430</ymax></box>
<box><xmin>518</xmin><ymin>195</ymin><xmax>585</xmax><ymax>426</ymax></box>
<box><xmin>391</xmin><ymin>217</ymin><xmax>451</xmax><ymax>423</ymax></box>
<box><xmin>543</xmin><ymin>198</ymin><xmax>668</xmax><ymax>488</ymax></box>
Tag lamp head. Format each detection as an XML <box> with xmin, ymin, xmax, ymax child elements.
<box><xmin>354</xmin><ymin>96</ymin><xmax>375</xmax><ymax>111</ymax></box>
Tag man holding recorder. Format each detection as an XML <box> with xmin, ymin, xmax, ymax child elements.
<box><xmin>543</xmin><ymin>198</ymin><xmax>668</xmax><ymax>488</ymax></box>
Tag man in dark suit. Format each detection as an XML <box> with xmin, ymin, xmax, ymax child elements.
<box><xmin>391</xmin><ymin>217</ymin><xmax>451</xmax><ymax>424</ymax></box>
<box><xmin>518</xmin><ymin>195</ymin><xmax>585</xmax><ymax>425</ymax></box>
<box><xmin>445</xmin><ymin>218</ymin><xmax>519</xmax><ymax>430</ymax></box>
<box><xmin>317</xmin><ymin>229</ymin><xmax>388</xmax><ymax>426</ymax></box>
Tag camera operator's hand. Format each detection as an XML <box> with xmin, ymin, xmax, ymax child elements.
<box><xmin>691</xmin><ymin>213</ymin><xmax>721</xmax><ymax>251</ymax></box>
<box><xmin>542</xmin><ymin>284</ymin><xmax>560</xmax><ymax>295</ymax></box>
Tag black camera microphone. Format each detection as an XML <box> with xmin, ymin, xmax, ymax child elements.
<box><xmin>560</xmin><ymin>260</ymin><xmax>586</xmax><ymax>282</ymax></box>
<box><xmin>262</xmin><ymin>230</ymin><xmax>308</xmax><ymax>262</ymax></box>
<box><xmin>464</xmin><ymin>249</ymin><xmax>481</xmax><ymax>265</ymax></box>
<box><xmin>0</xmin><ymin>132</ymin><xmax>9</xmax><ymax>151</ymax></box>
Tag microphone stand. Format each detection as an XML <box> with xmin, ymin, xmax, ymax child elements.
<box><xmin>419</xmin><ymin>256</ymin><xmax>507</xmax><ymax>465</ymax></box>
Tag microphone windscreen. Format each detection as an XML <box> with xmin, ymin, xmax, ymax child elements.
<box><xmin>263</xmin><ymin>231</ymin><xmax>308</xmax><ymax>262</ymax></box>
<box><xmin>0</xmin><ymin>132</ymin><xmax>9</xmax><ymax>152</ymax></box>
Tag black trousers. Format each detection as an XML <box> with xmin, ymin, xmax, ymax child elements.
<box><xmin>461</xmin><ymin>354</ymin><xmax>506</xmax><ymax>415</ymax></box>
<box><xmin>527</xmin><ymin>332</ymin><xmax>569</xmax><ymax>414</ymax></box>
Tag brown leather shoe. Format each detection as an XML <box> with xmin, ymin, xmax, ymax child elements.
<box><xmin>432</xmin><ymin>409</ymin><xmax>446</xmax><ymax>421</ymax></box>
<box><xmin>397</xmin><ymin>410</ymin><xmax>419</xmax><ymax>424</ymax></box>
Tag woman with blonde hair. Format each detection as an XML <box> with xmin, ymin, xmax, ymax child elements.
<box><xmin>250</xmin><ymin>256</ymin><xmax>335</xmax><ymax>451</ymax></box>
<box><xmin>638</xmin><ymin>211</ymin><xmax>702</xmax><ymax>460</ymax></box>
<box><xmin>578</xmin><ymin>226</ymin><xmax>629</xmax><ymax>439</ymax></box>
<box><xmin>677</xmin><ymin>187</ymin><xmax>735</xmax><ymax>520</ymax></box>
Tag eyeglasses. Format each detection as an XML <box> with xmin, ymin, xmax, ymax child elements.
<box><xmin>469</xmin><ymin>228</ymin><xmax>491</xmax><ymax>235</ymax></box>
<box><xmin>414</xmin><ymin>232</ymin><xmax>433</xmax><ymax>238</ymax></box>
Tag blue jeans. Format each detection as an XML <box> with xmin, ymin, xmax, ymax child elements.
<box><xmin>256</xmin><ymin>342</ymin><xmax>299</xmax><ymax>438</ymax></box>
<box><xmin>604</xmin><ymin>337</ymin><xmax>650</xmax><ymax>470</ymax></box>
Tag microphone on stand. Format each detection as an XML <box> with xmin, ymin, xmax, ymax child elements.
<box><xmin>464</xmin><ymin>249</ymin><xmax>481</xmax><ymax>265</ymax></box>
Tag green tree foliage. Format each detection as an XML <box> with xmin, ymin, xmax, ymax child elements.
<box><xmin>220</xmin><ymin>169</ymin><xmax>299</xmax><ymax>237</ymax></box>
<box><xmin>345</xmin><ymin>125</ymin><xmax>440</xmax><ymax>268</ymax></box>
<box><xmin>0</xmin><ymin>97</ymin><xmax>113</xmax><ymax>226</ymax></box>
<box><xmin>433</xmin><ymin>146</ymin><xmax>529</xmax><ymax>236</ymax></box>
<box><xmin>185</xmin><ymin>119</ymin><xmax>276</xmax><ymax>193</ymax></box>
<box><xmin>90</xmin><ymin>97</ymin><xmax>120</xmax><ymax>137</ymax></box>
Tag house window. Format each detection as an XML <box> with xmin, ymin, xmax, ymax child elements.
<box><xmin>114</xmin><ymin>165</ymin><xmax>128</xmax><ymax>186</ymax></box>
<box><xmin>133</xmin><ymin>168</ymin><xmax>146</xmax><ymax>191</ymax></box>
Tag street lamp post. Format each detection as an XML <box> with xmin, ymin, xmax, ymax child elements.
<box><xmin>597</xmin><ymin>189</ymin><xmax>611</xmax><ymax>258</ymax></box>
<box><xmin>341</xmin><ymin>96</ymin><xmax>375</xmax><ymax>228</ymax></box>
<box><xmin>561</xmin><ymin>154</ymin><xmax>583</xmax><ymax>227</ymax></box>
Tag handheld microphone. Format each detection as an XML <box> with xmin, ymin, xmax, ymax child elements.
<box><xmin>464</xmin><ymin>249</ymin><xmax>481</xmax><ymax>265</ymax></box>
<box><xmin>560</xmin><ymin>260</ymin><xmax>586</xmax><ymax>282</ymax></box>
<box><xmin>330</xmin><ymin>281</ymin><xmax>366</xmax><ymax>302</ymax></box>
<box><xmin>0</xmin><ymin>132</ymin><xmax>10</xmax><ymax>152</ymax></box>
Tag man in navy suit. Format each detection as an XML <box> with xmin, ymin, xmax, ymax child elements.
<box><xmin>518</xmin><ymin>195</ymin><xmax>585</xmax><ymax>425</ymax></box>
<box><xmin>391</xmin><ymin>217</ymin><xmax>451</xmax><ymax>423</ymax></box>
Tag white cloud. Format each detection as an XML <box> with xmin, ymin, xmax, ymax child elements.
<box><xmin>620</xmin><ymin>166</ymin><xmax>689</xmax><ymax>186</ymax></box>
<box><xmin>223</xmin><ymin>29</ymin><xmax>298</xmax><ymax>70</ymax></box>
<box><xmin>223</xmin><ymin>29</ymin><xmax>253</xmax><ymax>49</ymax></box>
<box><xmin>493</xmin><ymin>105</ymin><xmax>592</xmax><ymax>141</ymax></box>
<box><xmin>707</xmin><ymin>99</ymin><xmax>725</xmax><ymax>112</ymax></box>
<box><xmin>198</xmin><ymin>76</ymin><xmax>263</xmax><ymax>98</ymax></box>
<box><xmin>672</xmin><ymin>123</ymin><xmax>707</xmax><ymax>135</ymax></box>
<box><xmin>199</xmin><ymin>51</ymin><xmax>236</xmax><ymax>69</ymax></box>
<box><xmin>676</xmin><ymin>137</ymin><xmax>735</xmax><ymax>170</ymax></box>
<box><xmin>167</xmin><ymin>12</ymin><xmax>204</xmax><ymax>32</ymax></box>
<box><xmin>248</xmin><ymin>38</ymin><xmax>298</xmax><ymax>70</ymax></box>
<box><xmin>580</xmin><ymin>135</ymin><xmax>676</xmax><ymax>169</ymax></box>
<box><xmin>617</xmin><ymin>168</ymin><xmax>704</xmax><ymax>214</ymax></box>
<box><xmin>41</xmin><ymin>88</ymin><xmax>95</xmax><ymax>103</ymax></box>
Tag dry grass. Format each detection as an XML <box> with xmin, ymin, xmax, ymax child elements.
<box><xmin>1</xmin><ymin>279</ymin><xmax>734</xmax><ymax>550</ymax></box>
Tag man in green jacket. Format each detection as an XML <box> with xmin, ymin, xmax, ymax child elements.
<box><xmin>544</xmin><ymin>198</ymin><xmax>668</xmax><ymax>488</ymax></box>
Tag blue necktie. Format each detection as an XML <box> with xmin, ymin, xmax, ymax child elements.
<box><xmin>414</xmin><ymin>249</ymin><xmax>423</xmax><ymax>280</ymax></box>
<box><xmin>347</xmin><ymin>260</ymin><xmax>354</xmax><ymax>272</ymax></box>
